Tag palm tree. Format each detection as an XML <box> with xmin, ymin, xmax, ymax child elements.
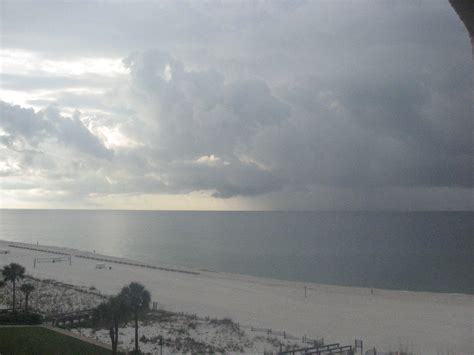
<box><xmin>0</xmin><ymin>280</ymin><xmax>4</xmax><ymax>306</ymax></box>
<box><xmin>0</xmin><ymin>280</ymin><xmax>5</xmax><ymax>299</ymax></box>
<box><xmin>20</xmin><ymin>283</ymin><xmax>35</xmax><ymax>312</ymax></box>
<box><xmin>120</xmin><ymin>282</ymin><xmax>151</xmax><ymax>354</ymax></box>
<box><xmin>94</xmin><ymin>295</ymin><xmax>130</xmax><ymax>355</ymax></box>
<box><xmin>2</xmin><ymin>263</ymin><xmax>25</xmax><ymax>311</ymax></box>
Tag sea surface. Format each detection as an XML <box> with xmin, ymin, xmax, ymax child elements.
<box><xmin>0</xmin><ymin>210</ymin><xmax>472</xmax><ymax>294</ymax></box>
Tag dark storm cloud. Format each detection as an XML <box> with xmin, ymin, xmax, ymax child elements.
<box><xmin>0</xmin><ymin>0</ymin><xmax>472</xmax><ymax>209</ymax></box>
<box><xmin>112</xmin><ymin>47</ymin><xmax>471</xmax><ymax>198</ymax></box>
<box><xmin>114</xmin><ymin>50</ymin><xmax>290</xmax><ymax>197</ymax></box>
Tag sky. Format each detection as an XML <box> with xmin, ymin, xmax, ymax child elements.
<box><xmin>0</xmin><ymin>0</ymin><xmax>472</xmax><ymax>210</ymax></box>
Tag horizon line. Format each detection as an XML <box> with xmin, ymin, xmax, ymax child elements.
<box><xmin>0</xmin><ymin>208</ymin><xmax>472</xmax><ymax>213</ymax></box>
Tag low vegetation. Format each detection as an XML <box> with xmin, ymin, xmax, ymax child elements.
<box><xmin>0</xmin><ymin>274</ymin><xmax>105</xmax><ymax>315</ymax></box>
<box><xmin>77</xmin><ymin>308</ymin><xmax>303</xmax><ymax>354</ymax></box>
<box><xmin>0</xmin><ymin>311</ymin><xmax>42</xmax><ymax>325</ymax></box>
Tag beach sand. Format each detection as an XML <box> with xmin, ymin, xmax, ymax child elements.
<box><xmin>0</xmin><ymin>240</ymin><xmax>472</xmax><ymax>354</ymax></box>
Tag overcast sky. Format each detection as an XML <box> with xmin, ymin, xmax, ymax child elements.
<box><xmin>0</xmin><ymin>0</ymin><xmax>472</xmax><ymax>210</ymax></box>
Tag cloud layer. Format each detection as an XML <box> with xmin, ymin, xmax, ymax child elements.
<box><xmin>0</xmin><ymin>1</ymin><xmax>472</xmax><ymax>209</ymax></box>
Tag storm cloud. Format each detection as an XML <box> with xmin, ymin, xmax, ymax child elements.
<box><xmin>0</xmin><ymin>0</ymin><xmax>472</xmax><ymax>209</ymax></box>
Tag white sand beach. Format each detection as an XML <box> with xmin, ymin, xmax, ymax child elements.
<box><xmin>0</xmin><ymin>240</ymin><xmax>472</xmax><ymax>354</ymax></box>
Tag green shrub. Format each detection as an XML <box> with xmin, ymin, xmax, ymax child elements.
<box><xmin>0</xmin><ymin>311</ymin><xmax>43</xmax><ymax>325</ymax></box>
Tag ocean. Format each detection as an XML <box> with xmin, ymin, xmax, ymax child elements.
<box><xmin>0</xmin><ymin>209</ymin><xmax>472</xmax><ymax>294</ymax></box>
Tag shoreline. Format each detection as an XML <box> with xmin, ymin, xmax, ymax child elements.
<box><xmin>3</xmin><ymin>239</ymin><xmax>472</xmax><ymax>299</ymax></box>
<box><xmin>1</xmin><ymin>239</ymin><xmax>473</xmax><ymax>354</ymax></box>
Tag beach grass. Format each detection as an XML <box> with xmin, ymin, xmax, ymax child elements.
<box><xmin>0</xmin><ymin>326</ymin><xmax>114</xmax><ymax>355</ymax></box>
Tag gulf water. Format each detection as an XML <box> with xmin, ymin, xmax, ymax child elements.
<box><xmin>0</xmin><ymin>210</ymin><xmax>472</xmax><ymax>294</ymax></box>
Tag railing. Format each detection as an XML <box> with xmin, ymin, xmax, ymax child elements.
<box><xmin>279</xmin><ymin>343</ymin><xmax>354</xmax><ymax>355</ymax></box>
<box><xmin>307</xmin><ymin>345</ymin><xmax>353</xmax><ymax>354</ymax></box>
<box><xmin>45</xmin><ymin>308</ymin><xmax>96</xmax><ymax>326</ymax></box>
<box><xmin>279</xmin><ymin>343</ymin><xmax>339</xmax><ymax>354</ymax></box>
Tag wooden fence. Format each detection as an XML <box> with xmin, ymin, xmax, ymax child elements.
<box><xmin>45</xmin><ymin>308</ymin><xmax>96</xmax><ymax>327</ymax></box>
<box><xmin>279</xmin><ymin>342</ymin><xmax>354</xmax><ymax>355</ymax></box>
<box><xmin>9</xmin><ymin>243</ymin><xmax>199</xmax><ymax>275</ymax></box>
